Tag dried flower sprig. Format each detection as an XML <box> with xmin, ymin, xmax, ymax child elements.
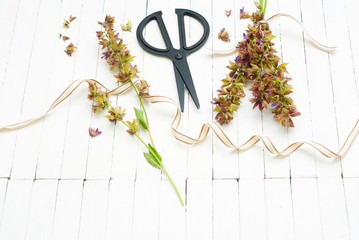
<box><xmin>121</xmin><ymin>19</ymin><xmax>132</xmax><ymax>32</ymax></box>
<box><xmin>64</xmin><ymin>42</ymin><xmax>77</xmax><ymax>56</ymax></box>
<box><xmin>63</xmin><ymin>15</ymin><xmax>77</xmax><ymax>28</ymax></box>
<box><xmin>59</xmin><ymin>34</ymin><xmax>70</xmax><ymax>41</ymax></box>
<box><xmin>89</xmin><ymin>127</ymin><xmax>102</xmax><ymax>138</ymax></box>
<box><xmin>218</xmin><ymin>28</ymin><xmax>230</xmax><ymax>42</ymax></box>
<box><xmin>225</xmin><ymin>10</ymin><xmax>232</xmax><ymax>17</ymax></box>
<box><xmin>213</xmin><ymin>2</ymin><xmax>300</xmax><ymax>127</ymax></box>
<box><xmin>93</xmin><ymin>15</ymin><xmax>183</xmax><ymax>205</ymax></box>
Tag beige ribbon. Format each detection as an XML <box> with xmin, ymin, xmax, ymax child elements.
<box><xmin>210</xmin><ymin>13</ymin><xmax>336</xmax><ymax>55</ymax></box>
<box><xmin>1</xmin><ymin>79</ymin><xmax>358</xmax><ymax>159</ymax></box>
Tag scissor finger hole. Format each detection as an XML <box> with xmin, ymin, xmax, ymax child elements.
<box><xmin>142</xmin><ymin>19</ymin><xmax>168</xmax><ymax>50</ymax></box>
<box><xmin>184</xmin><ymin>16</ymin><xmax>205</xmax><ymax>48</ymax></box>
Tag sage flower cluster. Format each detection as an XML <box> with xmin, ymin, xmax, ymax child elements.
<box><xmin>90</xmin><ymin>16</ymin><xmax>184</xmax><ymax>205</ymax></box>
<box><xmin>213</xmin><ymin>3</ymin><xmax>300</xmax><ymax>127</ymax></box>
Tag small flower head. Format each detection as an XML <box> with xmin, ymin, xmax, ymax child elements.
<box><xmin>136</xmin><ymin>80</ymin><xmax>151</xmax><ymax>97</ymax></box>
<box><xmin>225</xmin><ymin>10</ymin><xmax>232</xmax><ymax>17</ymax></box>
<box><xmin>92</xmin><ymin>91</ymin><xmax>111</xmax><ymax>113</ymax></box>
<box><xmin>63</xmin><ymin>15</ymin><xmax>77</xmax><ymax>29</ymax></box>
<box><xmin>63</xmin><ymin>19</ymin><xmax>70</xmax><ymax>28</ymax></box>
<box><xmin>88</xmin><ymin>82</ymin><xmax>111</xmax><ymax>113</ymax></box>
<box><xmin>271</xmin><ymin>102</ymin><xmax>278</xmax><ymax>108</ymax></box>
<box><xmin>256</xmin><ymin>39</ymin><xmax>265</xmax><ymax>47</ymax></box>
<box><xmin>121</xmin><ymin>19</ymin><xmax>132</xmax><ymax>32</ymax></box>
<box><xmin>243</xmin><ymin>33</ymin><xmax>249</xmax><ymax>41</ymax></box>
<box><xmin>69</xmin><ymin>15</ymin><xmax>77</xmax><ymax>22</ymax></box>
<box><xmin>96</xmin><ymin>31</ymin><xmax>104</xmax><ymax>40</ymax></box>
<box><xmin>240</xmin><ymin>7</ymin><xmax>251</xmax><ymax>19</ymax></box>
<box><xmin>105</xmin><ymin>106</ymin><xmax>126</xmax><ymax>122</ymax></box>
<box><xmin>89</xmin><ymin>127</ymin><xmax>102</xmax><ymax>138</ymax></box>
<box><xmin>126</xmin><ymin>119</ymin><xmax>139</xmax><ymax>135</ymax></box>
<box><xmin>218</xmin><ymin>28</ymin><xmax>230</xmax><ymax>42</ymax></box>
<box><xmin>64</xmin><ymin>42</ymin><xmax>77</xmax><ymax>56</ymax></box>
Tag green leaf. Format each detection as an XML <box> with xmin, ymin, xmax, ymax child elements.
<box><xmin>134</xmin><ymin>107</ymin><xmax>148</xmax><ymax>130</ymax></box>
<box><xmin>148</xmin><ymin>144</ymin><xmax>162</xmax><ymax>162</ymax></box>
<box><xmin>143</xmin><ymin>152</ymin><xmax>160</xmax><ymax>169</ymax></box>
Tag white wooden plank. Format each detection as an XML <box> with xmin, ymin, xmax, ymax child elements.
<box><xmin>87</xmin><ymin>0</ymin><xmax>128</xmax><ymax>181</ymax></box>
<box><xmin>213</xmin><ymin>180</ymin><xmax>239</xmax><ymax>240</ymax></box>
<box><xmin>105</xmin><ymin>180</ymin><xmax>135</xmax><ymax>240</ymax></box>
<box><xmin>186</xmin><ymin>179</ymin><xmax>212</xmax><ymax>240</ymax></box>
<box><xmin>132</xmin><ymin>179</ymin><xmax>160</xmax><ymax>240</ymax></box>
<box><xmin>340</xmin><ymin>0</ymin><xmax>359</xmax><ymax>177</ymax></box>
<box><xmin>159</xmin><ymin>179</ymin><xmax>186</xmax><ymax>240</ymax></box>
<box><xmin>36</xmin><ymin>0</ymin><xmax>85</xmax><ymax>179</ymax></box>
<box><xmin>323</xmin><ymin>0</ymin><xmax>359</xmax><ymax>176</ymax></box>
<box><xmin>265</xmin><ymin>179</ymin><xmax>295</xmax><ymax>240</ymax></box>
<box><xmin>100</xmin><ymin>1</ymin><xmax>141</xmax><ymax>182</ymax></box>
<box><xmin>25</xmin><ymin>180</ymin><xmax>58</xmax><ymax>240</ymax></box>
<box><xmin>0</xmin><ymin>180</ymin><xmax>33</xmax><ymax>239</ymax></box>
<box><xmin>139</xmin><ymin>0</ymin><xmax>188</xmax><ymax>181</ymax></box>
<box><xmin>0</xmin><ymin>179</ymin><xmax>8</xmax><ymax>227</ymax></box>
<box><xmin>301</xmin><ymin>0</ymin><xmax>340</xmax><ymax>178</ymax></box>
<box><xmin>52</xmin><ymin>180</ymin><xmax>83</xmax><ymax>240</ymax></box>
<box><xmin>0</xmin><ymin>0</ymin><xmax>19</xmax><ymax>110</ymax></box>
<box><xmin>345</xmin><ymin>0</ymin><xmax>359</xmax><ymax>100</ymax></box>
<box><xmin>291</xmin><ymin>178</ymin><xmax>322</xmax><ymax>240</ymax></box>
<box><xmin>78</xmin><ymin>180</ymin><xmax>109</xmax><ymax>240</ymax></box>
<box><xmin>239</xmin><ymin>179</ymin><xmax>267</xmax><ymax>240</ymax></box>
<box><xmin>343</xmin><ymin>178</ymin><xmax>359</xmax><ymax>240</ymax></box>
<box><xmin>61</xmin><ymin>0</ymin><xmax>103</xmax><ymax>179</ymax></box>
<box><xmin>11</xmin><ymin>0</ymin><xmax>62</xmax><ymax>179</ymax></box>
<box><xmin>262</xmin><ymin>0</ymin><xmax>290</xmax><ymax>178</ymax></box>
<box><xmin>236</xmin><ymin>0</ymin><xmax>265</xmax><ymax>180</ymax></box>
<box><xmin>317</xmin><ymin>178</ymin><xmax>350</xmax><ymax>240</ymax></box>
<box><xmin>278</xmin><ymin>0</ymin><xmax>316</xmax><ymax>178</ymax></box>
<box><xmin>80</xmin><ymin>0</ymin><xmax>114</xmax><ymax>180</ymax></box>
<box><xmin>212</xmin><ymin>0</ymin><xmax>238</xmax><ymax>179</ymax></box>
<box><xmin>0</xmin><ymin>0</ymin><xmax>41</xmax><ymax>178</ymax></box>
<box><xmin>186</xmin><ymin>0</ymin><xmax>213</xmax><ymax>180</ymax></box>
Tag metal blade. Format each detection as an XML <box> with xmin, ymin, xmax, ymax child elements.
<box><xmin>173</xmin><ymin>57</ymin><xmax>200</xmax><ymax>109</ymax></box>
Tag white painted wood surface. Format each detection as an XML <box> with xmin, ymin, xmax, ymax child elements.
<box><xmin>0</xmin><ymin>0</ymin><xmax>358</xmax><ymax>239</ymax></box>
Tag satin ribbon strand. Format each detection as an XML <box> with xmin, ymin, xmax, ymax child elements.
<box><xmin>261</xmin><ymin>13</ymin><xmax>336</xmax><ymax>52</ymax></box>
<box><xmin>0</xmin><ymin>79</ymin><xmax>358</xmax><ymax>159</ymax></box>
<box><xmin>208</xmin><ymin>13</ymin><xmax>336</xmax><ymax>55</ymax></box>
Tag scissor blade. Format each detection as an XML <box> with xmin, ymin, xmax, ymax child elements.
<box><xmin>173</xmin><ymin>63</ymin><xmax>185</xmax><ymax>112</ymax></box>
<box><xmin>173</xmin><ymin>57</ymin><xmax>200</xmax><ymax>109</ymax></box>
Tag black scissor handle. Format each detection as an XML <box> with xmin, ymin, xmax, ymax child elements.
<box><xmin>175</xmin><ymin>9</ymin><xmax>209</xmax><ymax>54</ymax></box>
<box><xmin>136</xmin><ymin>11</ymin><xmax>173</xmax><ymax>56</ymax></box>
<box><xmin>136</xmin><ymin>9</ymin><xmax>210</xmax><ymax>56</ymax></box>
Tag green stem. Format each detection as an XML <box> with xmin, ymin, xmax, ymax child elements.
<box><xmin>263</xmin><ymin>0</ymin><xmax>268</xmax><ymax>17</ymax></box>
<box><xmin>128</xmin><ymin>77</ymin><xmax>156</xmax><ymax>148</ymax></box>
<box><xmin>160</xmin><ymin>164</ymin><xmax>184</xmax><ymax>206</ymax></box>
<box><xmin>119</xmin><ymin>120</ymin><xmax>150</xmax><ymax>150</ymax></box>
<box><xmin>104</xmin><ymin>28</ymin><xmax>156</xmax><ymax>149</ymax></box>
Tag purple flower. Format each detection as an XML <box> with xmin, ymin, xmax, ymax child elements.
<box><xmin>89</xmin><ymin>127</ymin><xmax>102</xmax><ymax>138</ymax></box>
<box><xmin>235</xmin><ymin>56</ymin><xmax>240</xmax><ymax>62</ymax></box>
<box><xmin>272</xmin><ymin>102</ymin><xmax>278</xmax><ymax>108</ymax></box>
<box><xmin>101</xmin><ymin>53</ymin><xmax>110</xmax><ymax>59</ymax></box>
<box><xmin>240</xmin><ymin>7</ymin><xmax>244</xmax><ymax>16</ymax></box>
<box><xmin>256</xmin><ymin>39</ymin><xmax>265</xmax><ymax>47</ymax></box>
<box><xmin>243</xmin><ymin>33</ymin><xmax>249</xmax><ymax>41</ymax></box>
<box><xmin>262</xmin><ymin>70</ymin><xmax>267</xmax><ymax>76</ymax></box>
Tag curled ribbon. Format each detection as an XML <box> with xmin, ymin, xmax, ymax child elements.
<box><xmin>209</xmin><ymin>13</ymin><xmax>336</xmax><ymax>55</ymax></box>
<box><xmin>0</xmin><ymin>79</ymin><xmax>358</xmax><ymax>159</ymax></box>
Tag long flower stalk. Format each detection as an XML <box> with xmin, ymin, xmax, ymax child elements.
<box><xmin>90</xmin><ymin>15</ymin><xmax>183</xmax><ymax>205</ymax></box>
<box><xmin>214</xmin><ymin>2</ymin><xmax>300</xmax><ymax>127</ymax></box>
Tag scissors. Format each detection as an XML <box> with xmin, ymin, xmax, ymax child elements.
<box><xmin>136</xmin><ymin>9</ymin><xmax>210</xmax><ymax>112</ymax></box>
